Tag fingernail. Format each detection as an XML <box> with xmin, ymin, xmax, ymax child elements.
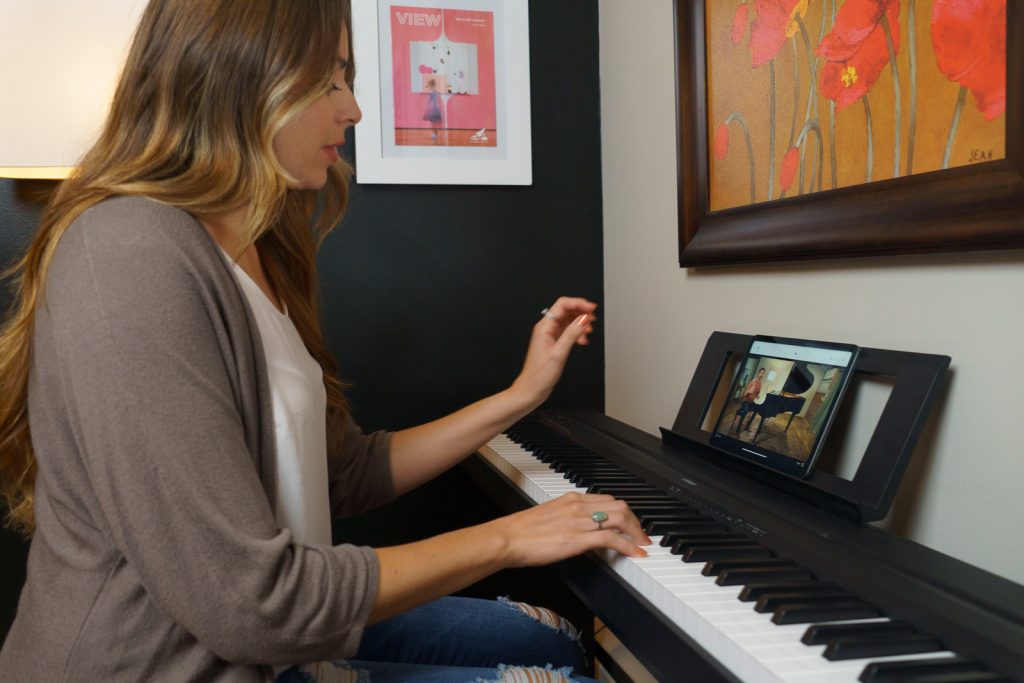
<box><xmin>575</xmin><ymin>314</ymin><xmax>589</xmax><ymax>327</ymax></box>
<box><xmin>635</xmin><ymin>547</ymin><xmax>648</xmax><ymax>558</ymax></box>
<box><xmin>643</xmin><ymin>535</ymin><xmax>653</xmax><ymax>545</ymax></box>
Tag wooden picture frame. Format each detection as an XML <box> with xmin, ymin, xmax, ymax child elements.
<box><xmin>676</xmin><ymin>1</ymin><xmax>1024</xmax><ymax>267</ymax></box>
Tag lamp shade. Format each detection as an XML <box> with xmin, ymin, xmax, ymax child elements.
<box><xmin>0</xmin><ymin>0</ymin><xmax>147</xmax><ymax>179</ymax></box>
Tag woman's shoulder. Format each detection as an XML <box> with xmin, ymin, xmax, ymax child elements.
<box><xmin>67</xmin><ymin>196</ymin><xmax>211</xmax><ymax>254</ymax></box>
<box><xmin>49</xmin><ymin>196</ymin><xmax>229</xmax><ymax>306</ymax></box>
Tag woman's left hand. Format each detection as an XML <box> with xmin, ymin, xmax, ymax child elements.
<box><xmin>510</xmin><ymin>296</ymin><xmax>598</xmax><ymax>408</ymax></box>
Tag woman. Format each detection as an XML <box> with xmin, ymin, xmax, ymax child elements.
<box><xmin>0</xmin><ymin>1</ymin><xmax>648</xmax><ymax>681</ymax></box>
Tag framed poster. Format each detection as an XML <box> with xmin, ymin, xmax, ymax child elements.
<box><xmin>352</xmin><ymin>0</ymin><xmax>532</xmax><ymax>185</ymax></box>
<box><xmin>677</xmin><ymin>0</ymin><xmax>1024</xmax><ymax>266</ymax></box>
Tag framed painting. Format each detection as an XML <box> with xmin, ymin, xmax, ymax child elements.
<box><xmin>352</xmin><ymin>0</ymin><xmax>532</xmax><ymax>185</ymax></box>
<box><xmin>677</xmin><ymin>0</ymin><xmax>1024</xmax><ymax>266</ymax></box>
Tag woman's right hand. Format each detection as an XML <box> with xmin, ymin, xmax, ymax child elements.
<box><xmin>487</xmin><ymin>492</ymin><xmax>651</xmax><ymax>568</ymax></box>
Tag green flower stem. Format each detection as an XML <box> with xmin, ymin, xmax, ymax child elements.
<box><xmin>863</xmin><ymin>96</ymin><xmax>874</xmax><ymax>182</ymax></box>
<box><xmin>796</xmin><ymin>121</ymin><xmax>824</xmax><ymax>194</ymax></box>
<box><xmin>828</xmin><ymin>1</ymin><xmax>838</xmax><ymax>188</ymax></box>
<box><xmin>725</xmin><ymin>112</ymin><xmax>757</xmax><ymax>203</ymax></box>
<box><xmin>797</xmin><ymin>17</ymin><xmax>817</xmax><ymax>122</ymax></box>
<box><xmin>906</xmin><ymin>0</ymin><xmax>917</xmax><ymax>175</ymax></box>
<box><xmin>943</xmin><ymin>86</ymin><xmax>967</xmax><ymax>169</ymax></box>
<box><xmin>769</xmin><ymin>61</ymin><xmax>776</xmax><ymax>200</ymax></box>
<box><xmin>881</xmin><ymin>14</ymin><xmax>901</xmax><ymax>178</ymax></box>
<box><xmin>789</xmin><ymin>39</ymin><xmax>799</xmax><ymax>150</ymax></box>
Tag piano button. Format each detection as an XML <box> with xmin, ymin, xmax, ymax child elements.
<box><xmin>772</xmin><ymin>600</ymin><xmax>882</xmax><ymax>625</ymax></box>
<box><xmin>858</xmin><ymin>657</ymin><xmax>995</xmax><ymax>682</ymax></box>
<box><xmin>824</xmin><ymin>634</ymin><xmax>944</xmax><ymax>661</ymax></box>
<box><xmin>741</xmin><ymin>580</ymin><xmax>838</xmax><ymax>602</ymax></box>
<box><xmin>647</xmin><ymin>519</ymin><xmax>731</xmax><ymax>535</ymax></box>
<box><xmin>684</xmin><ymin>545</ymin><xmax>774</xmax><ymax>563</ymax></box>
<box><xmin>803</xmin><ymin>619</ymin><xmax>916</xmax><ymax>645</ymax></box>
<box><xmin>702</xmin><ymin>557</ymin><xmax>800</xmax><ymax>577</ymax></box>
<box><xmin>754</xmin><ymin>590</ymin><xmax>857</xmax><ymax>613</ymax></box>
<box><xmin>717</xmin><ymin>566</ymin><xmax>816</xmax><ymax>585</ymax></box>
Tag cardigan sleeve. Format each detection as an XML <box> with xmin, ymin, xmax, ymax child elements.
<box><xmin>36</xmin><ymin>200</ymin><xmax>379</xmax><ymax>665</ymax></box>
<box><xmin>327</xmin><ymin>415</ymin><xmax>395</xmax><ymax>518</ymax></box>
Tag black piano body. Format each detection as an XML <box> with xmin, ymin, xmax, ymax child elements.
<box><xmin>465</xmin><ymin>333</ymin><xmax>1024</xmax><ymax>682</ymax></box>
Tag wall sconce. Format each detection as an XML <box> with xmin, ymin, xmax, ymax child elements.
<box><xmin>0</xmin><ymin>1</ymin><xmax>147</xmax><ymax>179</ymax></box>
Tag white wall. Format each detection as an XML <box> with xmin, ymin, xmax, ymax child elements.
<box><xmin>598</xmin><ymin>0</ymin><xmax>1024</xmax><ymax>585</ymax></box>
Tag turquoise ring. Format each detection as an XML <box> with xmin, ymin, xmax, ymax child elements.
<box><xmin>591</xmin><ymin>510</ymin><xmax>609</xmax><ymax>530</ymax></box>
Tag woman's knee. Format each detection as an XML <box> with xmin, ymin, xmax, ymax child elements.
<box><xmin>495</xmin><ymin>597</ymin><xmax>581</xmax><ymax>644</ymax></box>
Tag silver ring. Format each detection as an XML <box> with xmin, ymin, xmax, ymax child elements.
<box><xmin>540</xmin><ymin>307</ymin><xmax>558</xmax><ymax>321</ymax></box>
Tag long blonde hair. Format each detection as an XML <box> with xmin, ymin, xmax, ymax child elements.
<box><xmin>0</xmin><ymin>0</ymin><xmax>355</xmax><ymax>535</ymax></box>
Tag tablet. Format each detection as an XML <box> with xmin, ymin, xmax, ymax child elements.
<box><xmin>709</xmin><ymin>335</ymin><xmax>859</xmax><ymax>479</ymax></box>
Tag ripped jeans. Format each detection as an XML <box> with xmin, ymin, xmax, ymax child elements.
<box><xmin>275</xmin><ymin>596</ymin><xmax>598</xmax><ymax>683</ymax></box>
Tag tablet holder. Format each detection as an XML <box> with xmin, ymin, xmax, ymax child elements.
<box><xmin>660</xmin><ymin>331</ymin><xmax>950</xmax><ymax>524</ymax></box>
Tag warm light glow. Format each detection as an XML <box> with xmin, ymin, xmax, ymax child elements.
<box><xmin>0</xmin><ymin>167</ymin><xmax>74</xmax><ymax>180</ymax></box>
<box><xmin>0</xmin><ymin>1</ymin><xmax>148</xmax><ymax>179</ymax></box>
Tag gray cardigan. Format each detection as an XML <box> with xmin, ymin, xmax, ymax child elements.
<box><xmin>0</xmin><ymin>197</ymin><xmax>394</xmax><ymax>682</ymax></box>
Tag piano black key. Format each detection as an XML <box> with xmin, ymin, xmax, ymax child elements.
<box><xmin>587</xmin><ymin>484</ymin><xmax>663</xmax><ymax>495</ymax></box>
<box><xmin>824</xmin><ymin>633</ymin><xmax>944</xmax><ymax>661</ymax></box>
<box><xmin>740</xmin><ymin>580</ymin><xmax>837</xmax><ymax>602</ymax></box>
<box><xmin>548</xmin><ymin>456</ymin><xmax>605</xmax><ymax>468</ymax></box>
<box><xmin>683</xmin><ymin>545</ymin><xmax>773</xmax><ymax>563</ymax></box>
<box><xmin>615</xmin><ymin>495</ymin><xmax>686</xmax><ymax>505</ymax></box>
<box><xmin>625</xmin><ymin>503</ymin><xmax>697</xmax><ymax>513</ymax></box>
<box><xmin>646</xmin><ymin>519</ymin><xmax>730</xmax><ymax>536</ymax></box>
<box><xmin>571</xmin><ymin>472</ymin><xmax>645</xmax><ymax>483</ymax></box>
<box><xmin>561</xmin><ymin>466</ymin><xmax>629</xmax><ymax>477</ymax></box>
<box><xmin>858</xmin><ymin>656</ymin><xmax>990</xmax><ymax>682</ymax></box>
<box><xmin>893</xmin><ymin>673</ymin><xmax>1014</xmax><ymax>683</ymax></box>
<box><xmin>663</xmin><ymin>532</ymin><xmax>744</xmax><ymax>549</ymax></box>
<box><xmin>553</xmin><ymin>462</ymin><xmax>621</xmax><ymax>472</ymax></box>
<box><xmin>571</xmin><ymin>474</ymin><xmax>645</xmax><ymax>487</ymax></box>
<box><xmin>702</xmin><ymin>557</ymin><xmax>799</xmax><ymax>577</ymax></box>
<box><xmin>802</xmin><ymin>619</ymin><xmax>915</xmax><ymax>645</ymax></box>
<box><xmin>716</xmin><ymin>566</ymin><xmax>816</xmax><ymax>585</ymax></box>
<box><xmin>771</xmin><ymin>600</ymin><xmax>882</xmax><ymax>625</ymax></box>
<box><xmin>754</xmin><ymin>590</ymin><xmax>857</xmax><ymax>612</ymax></box>
<box><xmin>638</xmin><ymin>512</ymin><xmax>704</xmax><ymax>523</ymax></box>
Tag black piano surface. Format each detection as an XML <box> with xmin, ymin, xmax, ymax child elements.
<box><xmin>465</xmin><ymin>408</ymin><xmax>1024</xmax><ymax>683</ymax></box>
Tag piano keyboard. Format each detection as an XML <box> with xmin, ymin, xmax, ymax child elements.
<box><xmin>478</xmin><ymin>423</ymin><xmax>1012</xmax><ymax>683</ymax></box>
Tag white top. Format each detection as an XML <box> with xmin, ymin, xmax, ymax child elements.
<box><xmin>221</xmin><ymin>250</ymin><xmax>332</xmax><ymax>547</ymax></box>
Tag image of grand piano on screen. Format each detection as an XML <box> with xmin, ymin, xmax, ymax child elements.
<box><xmin>720</xmin><ymin>356</ymin><xmax>847</xmax><ymax>462</ymax></box>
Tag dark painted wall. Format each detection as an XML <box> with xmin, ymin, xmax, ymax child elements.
<box><xmin>0</xmin><ymin>1</ymin><xmax>602</xmax><ymax>645</ymax></box>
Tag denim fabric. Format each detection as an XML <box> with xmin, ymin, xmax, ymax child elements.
<box><xmin>276</xmin><ymin>597</ymin><xmax>598</xmax><ymax>683</ymax></box>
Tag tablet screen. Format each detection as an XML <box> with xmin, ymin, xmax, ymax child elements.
<box><xmin>710</xmin><ymin>336</ymin><xmax>858</xmax><ymax>478</ymax></box>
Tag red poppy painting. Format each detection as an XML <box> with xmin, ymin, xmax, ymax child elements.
<box><xmin>707</xmin><ymin>0</ymin><xmax>1006</xmax><ymax>211</ymax></box>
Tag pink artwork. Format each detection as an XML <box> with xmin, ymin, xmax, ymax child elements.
<box><xmin>390</xmin><ymin>5</ymin><xmax>498</xmax><ymax>147</ymax></box>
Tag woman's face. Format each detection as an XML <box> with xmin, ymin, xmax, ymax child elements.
<box><xmin>273</xmin><ymin>30</ymin><xmax>362</xmax><ymax>189</ymax></box>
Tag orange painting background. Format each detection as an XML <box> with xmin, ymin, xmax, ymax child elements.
<box><xmin>707</xmin><ymin>0</ymin><xmax>1006</xmax><ymax>212</ymax></box>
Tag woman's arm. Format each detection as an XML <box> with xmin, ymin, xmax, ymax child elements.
<box><xmin>371</xmin><ymin>490</ymin><xmax>649</xmax><ymax>622</ymax></box>
<box><xmin>387</xmin><ymin>297</ymin><xmax>597</xmax><ymax>496</ymax></box>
